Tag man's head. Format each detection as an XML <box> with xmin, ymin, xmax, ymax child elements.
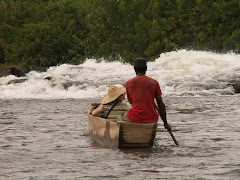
<box><xmin>133</xmin><ymin>58</ymin><xmax>147</xmax><ymax>75</ymax></box>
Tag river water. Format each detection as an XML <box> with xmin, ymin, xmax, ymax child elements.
<box><xmin>0</xmin><ymin>50</ymin><xmax>240</xmax><ymax>179</ymax></box>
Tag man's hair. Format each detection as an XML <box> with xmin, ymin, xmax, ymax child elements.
<box><xmin>133</xmin><ymin>58</ymin><xmax>147</xmax><ymax>73</ymax></box>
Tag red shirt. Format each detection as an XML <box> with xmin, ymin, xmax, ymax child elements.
<box><xmin>126</xmin><ymin>76</ymin><xmax>162</xmax><ymax>123</ymax></box>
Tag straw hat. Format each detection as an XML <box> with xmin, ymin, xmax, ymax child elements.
<box><xmin>101</xmin><ymin>85</ymin><xmax>126</xmax><ymax>104</ymax></box>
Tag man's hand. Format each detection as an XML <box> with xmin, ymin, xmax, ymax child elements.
<box><xmin>164</xmin><ymin>123</ymin><xmax>171</xmax><ymax>131</ymax></box>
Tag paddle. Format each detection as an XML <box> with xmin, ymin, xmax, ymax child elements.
<box><xmin>155</xmin><ymin>103</ymin><xmax>179</xmax><ymax>146</ymax></box>
<box><xmin>166</xmin><ymin>128</ymin><xmax>179</xmax><ymax>146</ymax></box>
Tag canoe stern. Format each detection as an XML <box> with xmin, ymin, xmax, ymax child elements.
<box><xmin>88</xmin><ymin>114</ymin><xmax>120</xmax><ymax>148</ymax></box>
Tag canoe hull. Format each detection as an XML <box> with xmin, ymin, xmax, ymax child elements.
<box><xmin>118</xmin><ymin>121</ymin><xmax>157</xmax><ymax>148</ymax></box>
<box><xmin>88</xmin><ymin>106</ymin><xmax>157</xmax><ymax>148</ymax></box>
<box><xmin>88</xmin><ymin>114</ymin><xmax>120</xmax><ymax>148</ymax></box>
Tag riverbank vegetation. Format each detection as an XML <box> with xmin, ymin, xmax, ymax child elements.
<box><xmin>0</xmin><ymin>0</ymin><xmax>239</xmax><ymax>72</ymax></box>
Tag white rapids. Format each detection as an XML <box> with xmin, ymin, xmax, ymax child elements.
<box><xmin>0</xmin><ymin>50</ymin><xmax>240</xmax><ymax>99</ymax></box>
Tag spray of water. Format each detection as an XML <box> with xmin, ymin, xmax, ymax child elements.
<box><xmin>0</xmin><ymin>50</ymin><xmax>239</xmax><ymax>99</ymax></box>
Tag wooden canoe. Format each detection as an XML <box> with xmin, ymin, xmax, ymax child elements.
<box><xmin>88</xmin><ymin>105</ymin><xmax>157</xmax><ymax>148</ymax></box>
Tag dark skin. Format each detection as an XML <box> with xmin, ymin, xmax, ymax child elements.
<box><xmin>136</xmin><ymin>72</ymin><xmax>171</xmax><ymax>131</ymax></box>
<box><xmin>156</xmin><ymin>96</ymin><xmax>171</xmax><ymax>130</ymax></box>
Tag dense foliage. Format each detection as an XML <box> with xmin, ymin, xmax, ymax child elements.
<box><xmin>0</xmin><ymin>0</ymin><xmax>239</xmax><ymax>72</ymax></box>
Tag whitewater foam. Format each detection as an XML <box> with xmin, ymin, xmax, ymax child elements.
<box><xmin>0</xmin><ymin>50</ymin><xmax>239</xmax><ymax>99</ymax></box>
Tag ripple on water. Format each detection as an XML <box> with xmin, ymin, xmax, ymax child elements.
<box><xmin>0</xmin><ymin>97</ymin><xmax>240</xmax><ymax>179</ymax></box>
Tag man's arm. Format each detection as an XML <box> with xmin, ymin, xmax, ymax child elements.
<box><xmin>156</xmin><ymin>96</ymin><xmax>171</xmax><ymax>130</ymax></box>
<box><xmin>156</xmin><ymin>96</ymin><xmax>179</xmax><ymax>146</ymax></box>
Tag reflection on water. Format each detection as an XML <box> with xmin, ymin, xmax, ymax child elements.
<box><xmin>0</xmin><ymin>97</ymin><xmax>240</xmax><ymax>179</ymax></box>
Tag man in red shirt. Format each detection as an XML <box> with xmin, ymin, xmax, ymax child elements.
<box><xmin>126</xmin><ymin>58</ymin><xmax>171</xmax><ymax>131</ymax></box>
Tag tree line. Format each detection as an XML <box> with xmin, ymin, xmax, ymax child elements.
<box><xmin>0</xmin><ymin>0</ymin><xmax>239</xmax><ymax>72</ymax></box>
